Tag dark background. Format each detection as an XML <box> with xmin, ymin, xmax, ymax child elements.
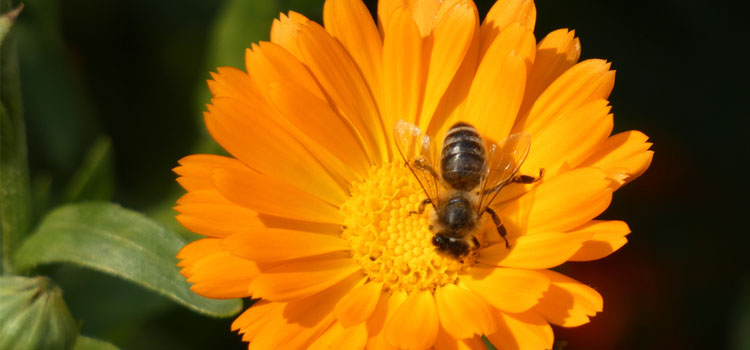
<box><xmin>7</xmin><ymin>0</ymin><xmax>748</xmax><ymax>349</ymax></box>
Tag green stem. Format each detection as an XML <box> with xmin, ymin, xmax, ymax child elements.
<box><xmin>1</xmin><ymin>1</ymin><xmax>31</xmax><ymax>275</ymax></box>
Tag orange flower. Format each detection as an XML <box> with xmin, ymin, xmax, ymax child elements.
<box><xmin>175</xmin><ymin>0</ymin><xmax>653</xmax><ymax>348</ymax></box>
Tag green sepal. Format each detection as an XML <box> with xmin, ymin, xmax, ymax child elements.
<box><xmin>0</xmin><ymin>275</ymin><xmax>77</xmax><ymax>350</ymax></box>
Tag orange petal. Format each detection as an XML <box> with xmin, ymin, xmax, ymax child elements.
<box><xmin>223</xmin><ymin>229</ymin><xmax>350</xmax><ymax>262</ymax></box>
<box><xmin>245</xmin><ymin>41</ymin><xmax>324</xmax><ymax>102</ymax></box>
<box><xmin>380</xmin><ymin>0</ymin><xmax>463</xmax><ymax>37</ymax></box>
<box><xmin>435</xmin><ymin>284</ymin><xmax>496</xmax><ymax>339</ymax></box>
<box><xmin>248</xmin><ymin>305</ymin><xmax>334</xmax><ymax>350</ymax></box>
<box><xmin>256</xmin><ymin>215</ymin><xmax>344</xmax><ymax>236</ymax></box>
<box><xmin>175</xmin><ymin>190</ymin><xmax>262</xmax><ymax>238</ymax></box>
<box><xmin>515</xmin><ymin>59</ymin><xmax>615</xmax><ymax>136</ymax></box>
<box><xmin>496</xmin><ymin>167</ymin><xmax>613</xmax><ymax>235</ymax></box>
<box><xmin>181</xmin><ymin>248</ymin><xmax>259</xmax><ymax>299</ymax></box>
<box><xmin>324</xmin><ymin>0</ymin><xmax>384</xmax><ymax>110</ymax></box>
<box><xmin>284</xmin><ymin>273</ymin><xmax>365</xmax><ymax>324</ymax></box>
<box><xmin>382</xmin><ymin>6</ymin><xmax>423</xmax><ymax>129</ymax></box>
<box><xmin>366</xmin><ymin>290</ymin><xmax>406</xmax><ymax>350</ymax></box>
<box><xmin>480</xmin><ymin>21</ymin><xmax>536</xmax><ymax>72</ymax></box>
<box><xmin>487</xmin><ymin>310</ymin><xmax>553</xmax><ymax>350</ymax></box>
<box><xmin>425</xmin><ymin>24</ymin><xmax>479</xmax><ymax>138</ymax></box>
<box><xmin>376</xmin><ymin>0</ymin><xmax>402</xmax><ymax>37</ymax></box>
<box><xmin>385</xmin><ymin>290</ymin><xmax>439</xmax><ymax>350</ymax></box>
<box><xmin>481</xmin><ymin>0</ymin><xmax>536</xmax><ymax>37</ymax></box>
<box><xmin>521</xmin><ymin>99</ymin><xmax>613</xmax><ymax>178</ymax></box>
<box><xmin>520</xmin><ymin>29</ymin><xmax>581</xmax><ymax>116</ymax></box>
<box><xmin>478</xmin><ymin>231</ymin><xmax>593</xmax><ymax>269</ymax></box>
<box><xmin>295</xmin><ymin>20</ymin><xmax>388</xmax><ymax>164</ymax></box>
<box><xmin>177</xmin><ymin>238</ymin><xmax>222</xmax><ymax>273</ymax></box>
<box><xmin>249</xmin><ymin>257</ymin><xmax>362</xmax><ymax>301</ymax></box>
<box><xmin>535</xmin><ymin>270</ymin><xmax>603</xmax><ymax>327</ymax></box>
<box><xmin>232</xmin><ymin>301</ymin><xmax>285</xmax><ymax>341</ymax></box>
<box><xmin>310</xmin><ymin>322</ymin><xmax>368</xmax><ymax>350</ymax></box>
<box><xmin>568</xmin><ymin>220</ymin><xmax>631</xmax><ymax>261</ymax></box>
<box><xmin>419</xmin><ymin>0</ymin><xmax>478</xmax><ymax>129</ymax></box>
<box><xmin>269</xmin><ymin>11</ymin><xmax>310</xmax><ymax>58</ymax></box>
<box><xmin>205</xmin><ymin>97</ymin><xmax>347</xmax><ymax>205</ymax></box>
<box><xmin>479</xmin><ymin>2</ymin><xmax>536</xmax><ymax>69</ymax></box>
<box><xmin>434</xmin><ymin>328</ymin><xmax>486</xmax><ymax>350</ymax></box>
<box><xmin>463</xmin><ymin>265</ymin><xmax>550</xmax><ymax>313</ymax></box>
<box><xmin>248</xmin><ymin>42</ymin><xmax>371</xmax><ymax>180</ymax></box>
<box><xmin>174</xmin><ymin>154</ymin><xmax>241</xmax><ymax>192</ymax></box>
<box><xmin>207</xmin><ymin>66</ymin><xmax>260</xmax><ymax>103</ymax></box>
<box><xmin>334</xmin><ymin>281</ymin><xmax>384</xmax><ymax>327</ymax></box>
<box><xmin>211</xmin><ymin>161</ymin><xmax>341</xmax><ymax>224</ymax></box>
<box><xmin>463</xmin><ymin>51</ymin><xmax>525</xmax><ymax>143</ymax></box>
<box><xmin>251</xmin><ymin>274</ymin><xmax>363</xmax><ymax>349</ymax></box>
<box><xmin>581</xmin><ymin>130</ymin><xmax>654</xmax><ymax>188</ymax></box>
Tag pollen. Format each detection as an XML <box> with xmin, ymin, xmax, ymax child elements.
<box><xmin>340</xmin><ymin>162</ymin><xmax>473</xmax><ymax>292</ymax></box>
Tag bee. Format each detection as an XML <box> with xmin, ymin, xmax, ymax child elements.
<box><xmin>394</xmin><ymin>120</ymin><xmax>543</xmax><ymax>259</ymax></box>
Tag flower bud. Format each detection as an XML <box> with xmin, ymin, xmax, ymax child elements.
<box><xmin>0</xmin><ymin>276</ymin><xmax>77</xmax><ymax>350</ymax></box>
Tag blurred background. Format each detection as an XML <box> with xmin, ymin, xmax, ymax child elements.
<box><xmin>4</xmin><ymin>0</ymin><xmax>747</xmax><ymax>348</ymax></box>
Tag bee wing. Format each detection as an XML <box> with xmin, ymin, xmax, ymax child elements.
<box><xmin>477</xmin><ymin>132</ymin><xmax>532</xmax><ymax>214</ymax></box>
<box><xmin>394</xmin><ymin>120</ymin><xmax>441</xmax><ymax>208</ymax></box>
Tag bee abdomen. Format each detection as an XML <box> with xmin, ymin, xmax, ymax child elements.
<box><xmin>441</xmin><ymin>122</ymin><xmax>485</xmax><ymax>191</ymax></box>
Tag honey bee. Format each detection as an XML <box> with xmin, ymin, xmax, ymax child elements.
<box><xmin>394</xmin><ymin>120</ymin><xmax>543</xmax><ymax>259</ymax></box>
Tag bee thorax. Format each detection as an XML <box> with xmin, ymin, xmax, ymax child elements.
<box><xmin>432</xmin><ymin>234</ymin><xmax>470</xmax><ymax>258</ymax></box>
<box><xmin>443</xmin><ymin>197</ymin><xmax>473</xmax><ymax>230</ymax></box>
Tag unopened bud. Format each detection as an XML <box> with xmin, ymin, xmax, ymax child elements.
<box><xmin>0</xmin><ymin>276</ymin><xmax>77</xmax><ymax>350</ymax></box>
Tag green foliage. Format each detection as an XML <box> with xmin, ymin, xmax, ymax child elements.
<box><xmin>0</xmin><ymin>276</ymin><xmax>77</xmax><ymax>350</ymax></box>
<box><xmin>73</xmin><ymin>336</ymin><xmax>120</xmax><ymax>350</ymax></box>
<box><xmin>207</xmin><ymin>0</ymin><xmax>278</xmax><ymax>70</ymax></box>
<box><xmin>0</xmin><ymin>0</ymin><xmax>257</xmax><ymax>347</ymax></box>
<box><xmin>62</xmin><ymin>136</ymin><xmax>115</xmax><ymax>203</ymax></box>
<box><xmin>13</xmin><ymin>0</ymin><xmax>99</xmax><ymax>179</ymax></box>
<box><xmin>0</xmin><ymin>4</ymin><xmax>22</xmax><ymax>43</ymax></box>
<box><xmin>1</xmin><ymin>1</ymin><xmax>31</xmax><ymax>275</ymax></box>
<box><xmin>13</xmin><ymin>202</ymin><xmax>242</xmax><ymax>317</ymax></box>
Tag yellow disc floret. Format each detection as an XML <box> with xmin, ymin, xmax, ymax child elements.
<box><xmin>340</xmin><ymin>162</ymin><xmax>473</xmax><ymax>292</ymax></box>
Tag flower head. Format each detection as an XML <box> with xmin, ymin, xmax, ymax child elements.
<box><xmin>175</xmin><ymin>0</ymin><xmax>653</xmax><ymax>348</ymax></box>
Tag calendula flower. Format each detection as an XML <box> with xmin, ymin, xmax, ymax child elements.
<box><xmin>175</xmin><ymin>0</ymin><xmax>653</xmax><ymax>348</ymax></box>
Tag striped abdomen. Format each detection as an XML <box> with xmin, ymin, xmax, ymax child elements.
<box><xmin>441</xmin><ymin>122</ymin><xmax>486</xmax><ymax>191</ymax></box>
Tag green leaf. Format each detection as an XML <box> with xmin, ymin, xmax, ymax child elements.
<box><xmin>1</xmin><ymin>0</ymin><xmax>32</xmax><ymax>275</ymax></box>
<box><xmin>62</xmin><ymin>136</ymin><xmax>115</xmax><ymax>202</ymax></box>
<box><xmin>12</xmin><ymin>202</ymin><xmax>242</xmax><ymax>317</ymax></box>
<box><xmin>73</xmin><ymin>336</ymin><xmax>119</xmax><ymax>350</ymax></box>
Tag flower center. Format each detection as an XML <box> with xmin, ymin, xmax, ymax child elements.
<box><xmin>340</xmin><ymin>162</ymin><xmax>474</xmax><ymax>292</ymax></box>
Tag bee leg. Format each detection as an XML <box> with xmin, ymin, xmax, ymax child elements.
<box><xmin>512</xmin><ymin>168</ymin><xmax>545</xmax><ymax>184</ymax></box>
<box><xmin>471</xmin><ymin>236</ymin><xmax>480</xmax><ymax>249</ymax></box>
<box><xmin>485</xmin><ymin>207</ymin><xmax>510</xmax><ymax>249</ymax></box>
<box><xmin>409</xmin><ymin>199</ymin><xmax>432</xmax><ymax>215</ymax></box>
